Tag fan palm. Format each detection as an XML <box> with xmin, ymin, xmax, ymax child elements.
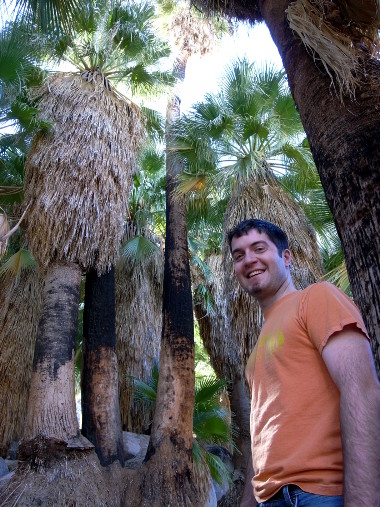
<box><xmin>6</xmin><ymin>1</ymin><xmax>173</xmax><ymax>497</ymax></box>
<box><xmin>5</xmin><ymin>0</ymin><xmax>88</xmax><ymax>35</ymax></box>
<box><xmin>132</xmin><ymin>3</ymin><xmax>226</xmax><ymax>505</ymax></box>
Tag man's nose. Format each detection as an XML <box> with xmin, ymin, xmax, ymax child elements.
<box><xmin>244</xmin><ymin>250</ymin><xmax>258</xmax><ymax>264</ymax></box>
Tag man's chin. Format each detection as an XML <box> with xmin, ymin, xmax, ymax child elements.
<box><xmin>246</xmin><ymin>285</ymin><xmax>262</xmax><ymax>297</ymax></box>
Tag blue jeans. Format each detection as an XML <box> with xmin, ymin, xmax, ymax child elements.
<box><xmin>259</xmin><ymin>485</ymin><xmax>343</xmax><ymax>506</ymax></box>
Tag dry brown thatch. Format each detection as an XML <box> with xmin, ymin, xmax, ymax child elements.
<box><xmin>195</xmin><ymin>175</ymin><xmax>324</xmax><ymax>382</ymax></box>
<box><xmin>24</xmin><ymin>71</ymin><xmax>144</xmax><ymax>274</ymax></box>
<box><xmin>0</xmin><ymin>212</ymin><xmax>10</xmax><ymax>259</ymax></box>
<box><xmin>115</xmin><ymin>226</ymin><xmax>164</xmax><ymax>433</ymax></box>
<box><xmin>287</xmin><ymin>0</ymin><xmax>380</xmax><ymax>100</ymax></box>
<box><xmin>0</xmin><ymin>267</ymin><xmax>43</xmax><ymax>457</ymax></box>
<box><xmin>169</xmin><ymin>7</ymin><xmax>216</xmax><ymax>57</ymax></box>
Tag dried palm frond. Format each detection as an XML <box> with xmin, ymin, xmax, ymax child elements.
<box><xmin>24</xmin><ymin>72</ymin><xmax>145</xmax><ymax>274</ymax></box>
<box><xmin>0</xmin><ymin>266</ymin><xmax>43</xmax><ymax>457</ymax></box>
<box><xmin>169</xmin><ymin>7</ymin><xmax>216</xmax><ymax>57</ymax></box>
<box><xmin>287</xmin><ymin>0</ymin><xmax>380</xmax><ymax>100</ymax></box>
<box><xmin>115</xmin><ymin>226</ymin><xmax>164</xmax><ymax>433</ymax></box>
<box><xmin>0</xmin><ymin>212</ymin><xmax>10</xmax><ymax>259</ymax></box>
<box><xmin>195</xmin><ymin>175</ymin><xmax>324</xmax><ymax>382</ymax></box>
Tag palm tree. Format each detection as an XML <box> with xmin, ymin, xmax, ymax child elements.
<box><xmin>172</xmin><ymin>59</ymin><xmax>324</xmax><ymax>499</ymax></box>
<box><xmin>0</xmin><ymin>1</ymin><xmax>174</xmax><ymax>504</ymax></box>
<box><xmin>124</xmin><ymin>3</ymin><xmax>227</xmax><ymax>504</ymax></box>
<box><xmin>191</xmin><ymin>0</ymin><xmax>380</xmax><ymax>376</ymax></box>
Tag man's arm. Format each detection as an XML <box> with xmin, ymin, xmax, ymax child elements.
<box><xmin>322</xmin><ymin>327</ymin><xmax>380</xmax><ymax>507</ymax></box>
<box><xmin>240</xmin><ymin>453</ymin><xmax>258</xmax><ymax>507</ymax></box>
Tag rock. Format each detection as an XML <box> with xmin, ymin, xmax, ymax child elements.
<box><xmin>5</xmin><ymin>460</ymin><xmax>18</xmax><ymax>471</ymax></box>
<box><xmin>6</xmin><ymin>440</ymin><xmax>18</xmax><ymax>460</ymax></box>
<box><xmin>123</xmin><ymin>431</ymin><xmax>149</xmax><ymax>461</ymax></box>
<box><xmin>0</xmin><ymin>457</ymin><xmax>9</xmax><ymax>478</ymax></box>
<box><xmin>205</xmin><ymin>480</ymin><xmax>217</xmax><ymax>507</ymax></box>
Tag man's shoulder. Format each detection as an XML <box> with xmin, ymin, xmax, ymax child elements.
<box><xmin>302</xmin><ymin>281</ymin><xmax>345</xmax><ymax>299</ymax></box>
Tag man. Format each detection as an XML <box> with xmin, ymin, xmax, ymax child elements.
<box><xmin>228</xmin><ymin>219</ymin><xmax>380</xmax><ymax>507</ymax></box>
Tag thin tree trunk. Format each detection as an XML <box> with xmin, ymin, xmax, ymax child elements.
<box><xmin>229</xmin><ymin>377</ymin><xmax>251</xmax><ymax>479</ymax></box>
<box><xmin>259</xmin><ymin>0</ymin><xmax>380</xmax><ymax>375</ymax></box>
<box><xmin>19</xmin><ymin>262</ymin><xmax>92</xmax><ymax>463</ymax></box>
<box><xmin>82</xmin><ymin>266</ymin><xmax>124</xmax><ymax>466</ymax></box>
<box><xmin>123</xmin><ymin>54</ymin><xmax>208</xmax><ymax>506</ymax></box>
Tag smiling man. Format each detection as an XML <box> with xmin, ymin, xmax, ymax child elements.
<box><xmin>228</xmin><ymin>219</ymin><xmax>380</xmax><ymax>507</ymax></box>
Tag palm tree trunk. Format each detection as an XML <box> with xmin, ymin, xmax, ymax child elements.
<box><xmin>81</xmin><ymin>267</ymin><xmax>124</xmax><ymax>466</ymax></box>
<box><xmin>258</xmin><ymin>0</ymin><xmax>380</xmax><ymax>375</ymax></box>
<box><xmin>0</xmin><ymin>268</ymin><xmax>43</xmax><ymax>457</ymax></box>
<box><xmin>19</xmin><ymin>261</ymin><xmax>92</xmax><ymax>463</ymax></box>
<box><xmin>124</xmin><ymin>53</ymin><xmax>208</xmax><ymax>506</ymax></box>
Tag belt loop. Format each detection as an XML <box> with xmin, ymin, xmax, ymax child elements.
<box><xmin>283</xmin><ymin>485</ymin><xmax>298</xmax><ymax>507</ymax></box>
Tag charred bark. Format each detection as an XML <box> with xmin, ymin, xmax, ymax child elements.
<box><xmin>19</xmin><ymin>262</ymin><xmax>92</xmax><ymax>463</ymax></box>
<box><xmin>123</xmin><ymin>55</ymin><xmax>208</xmax><ymax>506</ymax></box>
<box><xmin>258</xmin><ymin>0</ymin><xmax>380</xmax><ymax>374</ymax></box>
<box><xmin>82</xmin><ymin>266</ymin><xmax>124</xmax><ymax>466</ymax></box>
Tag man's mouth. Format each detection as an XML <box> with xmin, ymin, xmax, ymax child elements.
<box><xmin>248</xmin><ymin>270</ymin><xmax>264</xmax><ymax>278</ymax></box>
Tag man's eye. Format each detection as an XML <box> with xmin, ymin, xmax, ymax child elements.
<box><xmin>234</xmin><ymin>255</ymin><xmax>243</xmax><ymax>262</ymax></box>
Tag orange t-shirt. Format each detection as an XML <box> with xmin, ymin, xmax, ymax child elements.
<box><xmin>245</xmin><ymin>282</ymin><xmax>369</xmax><ymax>503</ymax></box>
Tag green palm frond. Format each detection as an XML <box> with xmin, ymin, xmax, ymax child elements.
<box><xmin>12</xmin><ymin>0</ymin><xmax>85</xmax><ymax>34</ymax></box>
<box><xmin>202</xmin><ymin>448</ymin><xmax>233</xmax><ymax>486</ymax></box>
<box><xmin>323</xmin><ymin>258</ymin><xmax>350</xmax><ymax>295</ymax></box>
<box><xmin>140</xmin><ymin>106</ymin><xmax>166</xmax><ymax>141</ymax></box>
<box><xmin>131</xmin><ymin>359</ymin><xmax>159</xmax><ymax>404</ymax></box>
<box><xmin>0</xmin><ymin>248</ymin><xmax>36</xmax><ymax>280</ymax></box>
<box><xmin>194</xmin><ymin>376</ymin><xmax>229</xmax><ymax>405</ymax></box>
<box><xmin>52</xmin><ymin>0</ymin><xmax>174</xmax><ymax>97</ymax></box>
<box><xmin>120</xmin><ymin>234</ymin><xmax>160</xmax><ymax>265</ymax></box>
<box><xmin>6</xmin><ymin>96</ymin><xmax>52</xmax><ymax>133</ymax></box>
<box><xmin>192</xmin><ymin>439</ymin><xmax>233</xmax><ymax>485</ymax></box>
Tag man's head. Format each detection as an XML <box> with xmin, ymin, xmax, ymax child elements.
<box><xmin>228</xmin><ymin>219</ymin><xmax>289</xmax><ymax>256</ymax></box>
<box><xmin>228</xmin><ymin>219</ymin><xmax>294</xmax><ymax>307</ymax></box>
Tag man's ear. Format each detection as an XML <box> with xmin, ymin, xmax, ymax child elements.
<box><xmin>283</xmin><ymin>249</ymin><xmax>291</xmax><ymax>267</ymax></box>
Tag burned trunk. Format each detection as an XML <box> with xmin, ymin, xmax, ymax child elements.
<box><xmin>19</xmin><ymin>262</ymin><xmax>92</xmax><ymax>462</ymax></box>
<box><xmin>123</xmin><ymin>56</ymin><xmax>209</xmax><ymax>507</ymax></box>
<box><xmin>82</xmin><ymin>266</ymin><xmax>124</xmax><ymax>466</ymax></box>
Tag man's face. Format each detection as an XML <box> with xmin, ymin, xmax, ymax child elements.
<box><xmin>230</xmin><ymin>228</ymin><xmax>291</xmax><ymax>299</ymax></box>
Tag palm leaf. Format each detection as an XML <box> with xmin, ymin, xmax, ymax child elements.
<box><xmin>120</xmin><ymin>234</ymin><xmax>160</xmax><ymax>265</ymax></box>
<box><xmin>12</xmin><ymin>0</ymin><xmax>84</xmax><ymax>34</ymax></box>
<box><xmin>0</xmin><ymin>248</ymin><xmax>36</xmax><ymax>280</ymax></box>
<box><xmin>203</xmin><ymin>449</ymin><xmax>233</xmax><ymax>486</ymax></box>
<box><xmin>194</xmin><ymin>376</ymin><xmax>229</xmax><ymax>405</ymax></box>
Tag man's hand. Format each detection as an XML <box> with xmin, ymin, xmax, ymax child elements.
<box><xmin>322</xmin><ymin>326</ymin><xmax>380</xmax><ymax>507</ymax></box>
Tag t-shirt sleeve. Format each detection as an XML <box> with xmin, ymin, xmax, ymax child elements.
<box><xmin>299</xmin><ymin>282</ymin><xmax>369</xmax><ymax>353</ymax></box>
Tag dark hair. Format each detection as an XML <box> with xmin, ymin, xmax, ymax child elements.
<box><xmin>228</xmin><ymin>219</ymin><xmax>289</xmax><ymax>256</ymax></box>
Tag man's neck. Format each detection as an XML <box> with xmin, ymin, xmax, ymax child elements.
<box><xmin>258</xmin><ymin>277</ymin><xmax>297</xmax><ymax>316</ymax></box>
